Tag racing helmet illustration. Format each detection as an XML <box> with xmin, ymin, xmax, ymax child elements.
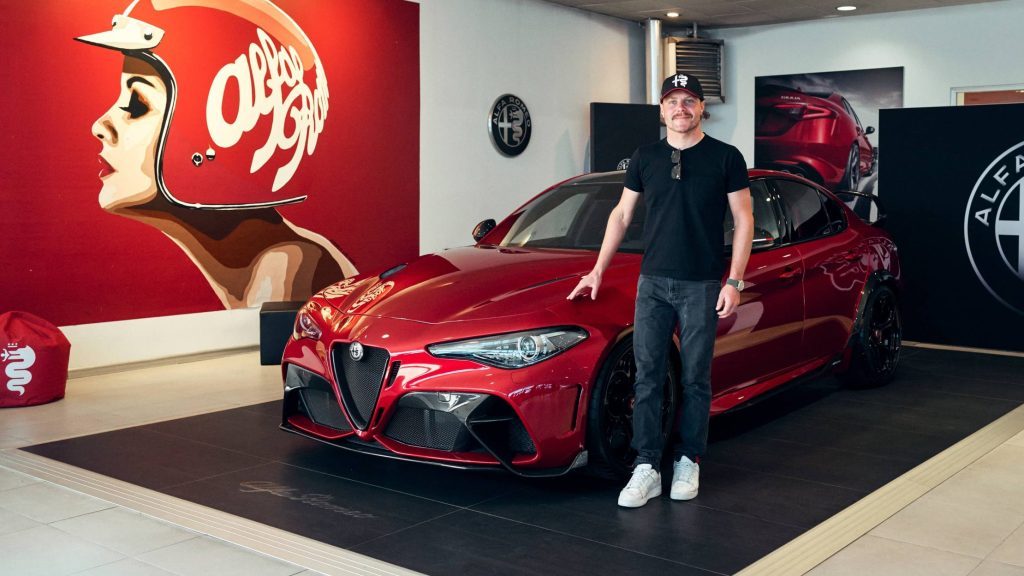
<box><xmin>77</xmin><ymin>0</ymin><xmax>329</xmax><ymax>209</ymax></box>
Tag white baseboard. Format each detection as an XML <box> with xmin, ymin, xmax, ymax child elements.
<box><xmin>60</xmin><ymin>308</ymin><xmax>261</xmax><ymax>372</ymax></box>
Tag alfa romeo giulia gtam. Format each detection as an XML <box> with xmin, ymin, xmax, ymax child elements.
<box><xmin>280</xmin><ymin>169</ymin><xmax>902</xmax><ymax>479</ymax></box>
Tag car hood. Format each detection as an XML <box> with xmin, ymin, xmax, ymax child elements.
<box><xmin>315</xmin><ymin>246</ymin><xmax>607</xmax><ymax>324</ymax></box>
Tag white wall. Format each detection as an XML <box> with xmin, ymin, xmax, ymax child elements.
<box><xmin>62</xmin><ymin>309</ymin><xmax>258</xmax><ymax>372</ymax></box>
<box><xmin>62</xmin><ymin>0</ymin><xmax>644</xmax><ymax>370</ymax></box>
<box><xmin>695</xmin><ymin>0</ymin><xmax>1024</xmax><ymax>163</ymax></box>
<box><xmin>419</xmin><ymin>0</ymin><xmax>645</xmax><ymax>253</ymax></box>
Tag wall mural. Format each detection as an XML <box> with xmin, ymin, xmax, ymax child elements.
<box><xmin>0</xmin><ymin>0</ymin><xmax>419</xmax><ymax>325</ymax></box>
<box><xmin>754</xmin><ymin>67</ymin><xmax>903</xmax><ymax>199</ymax></box>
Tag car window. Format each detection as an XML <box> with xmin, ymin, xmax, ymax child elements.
<box><xmin>505</xmin><ymin>194</ymin><xmax>586</xmax><ymax>244</ymax></box>
<box><xmin>842</xmin><ymin>97</ymin><xmax>864</xmax><ymax>130</ymax></box>
<box><xmin>498</xmin><ymin>182</ymin><xmax>645</xmax><ymax>252</ymax></box>
<box><xmin>724</xmin><ymin>179</ymin><xmax>780</xmax><ymax>250</ymax></box>
<box><xmin>821</xmin><ymin>192</ymin><xmax>847</xmax><ymax>232</ymax></box>
<box><xmin>835</xmin><ymin>190</ymin><xmax>874</xmax><ymax>222</ymax></box>
<box><xmin>774</xmin><ymin>179</ymin><xmax>836</xmax><ymax>241</ymax></box>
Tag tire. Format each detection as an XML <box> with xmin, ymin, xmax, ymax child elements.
<box><xmin>838</xmin><ymin>143</ymin><xmax>861</xmax><ymax>192</ymax></box>
<box><xmin>585</xmin><ymin>337</ymin><xmax>679</xmax><ymax>480</ymax></box>
<box><xmin>840</xmin><ymin>285</ymin><xmax>902</xmax><ymax>388</ymax></box>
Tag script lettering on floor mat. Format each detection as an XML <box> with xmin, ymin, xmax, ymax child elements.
<box><xmin>239</xmin><ymin>481</ymin><xmax>376</xmax><ymax>519</ymax></box>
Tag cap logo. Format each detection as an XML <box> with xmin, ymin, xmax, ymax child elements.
<box><xmin>672</xmin><ymin>74</ymin><xmax>689</xmax><ymax>88</ymax></box>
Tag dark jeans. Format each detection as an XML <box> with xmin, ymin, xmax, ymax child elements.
<box><xmin>632</xmin><ymin>274</ymin><xmax>719</xmax><ymax>467</ymax></box>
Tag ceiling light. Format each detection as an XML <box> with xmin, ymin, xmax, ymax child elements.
<box><xmin>836</xmin><ymin>5</ymin><xmax>857</xmax><ymax>11</ymax></box>
<box><xmin>666</xmin><ymin>11</ymin><xmax>679</xmax><ymax>18</ymax></box>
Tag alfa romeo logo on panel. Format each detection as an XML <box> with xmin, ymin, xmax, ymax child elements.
<box><xmin>489</xmin><ymin>94</ymin><xmax>531</xmax><ymax>156</ymax></box>
<box><xmin>964</xmin><ymin>140</ymin><xmax>1024</xmax><ymax>315</ymax></box>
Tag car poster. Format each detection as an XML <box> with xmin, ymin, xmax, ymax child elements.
<box><xmin>754</xmin><ymin>67</ymin><xmax>904</xmax><ymax>210</ymax></box>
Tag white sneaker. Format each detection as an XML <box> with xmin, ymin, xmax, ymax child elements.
<box><xmin>617</xmin><ymin>464</ymin><xmax>662</xmax><ymax>508</ymax></box>
<box><xmin>670</xmin><ymin>456</ymin><xmax>699</xmax><ymax>500</ymax></box>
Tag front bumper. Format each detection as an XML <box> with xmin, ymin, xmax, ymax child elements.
<box><xmin>281</xmin><ymin>324</ymin><xmax>597</xmax><ymax>476</ymax></box>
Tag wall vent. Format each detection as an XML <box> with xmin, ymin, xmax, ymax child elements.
<box><xmin>666</xmin><ymin>37</ymin><xmax>724</xmax><ymax>103</ymax></box>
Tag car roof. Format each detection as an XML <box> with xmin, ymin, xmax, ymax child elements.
<box><xmin>568</xmin><ymin>168</ymin><xmax>810</xmax><ymax>185</ymax></box>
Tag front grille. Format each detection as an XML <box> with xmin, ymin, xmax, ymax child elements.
<box><xmin>331</xmin><ymin>343</ymin><xmax>390</xmax><ymax>429</ymax></box>
<box><xmin>384</xmin><ymin>407</ymin><xmax>481</xmax><ymax>452</ymax></box>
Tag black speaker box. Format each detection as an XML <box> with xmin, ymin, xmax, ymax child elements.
<box><xmin>590</xmin><ymin>103</ymin><xmax>660</xmax><ymax>172</ymax></box>
<box><xmin>259</xmin><ymin>301</ymin><xmax>305</xmax><ymax>365</ymax></box>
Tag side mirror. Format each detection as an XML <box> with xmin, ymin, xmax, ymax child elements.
<box><xmin>473</xmin><ymin>219</ymin><xmax>496</xmax><ymax>242</ymax></box>
<box><xmin>865</xmin><ymin>126</ymin><xmax>876</xmax><ymax>135</ymax></box>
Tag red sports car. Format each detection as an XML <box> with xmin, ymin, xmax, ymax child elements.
<box><xmin>755</xmin><ymin>85</ymin><xmax>875</xmax><ymax>192</ymax></box>
<box><xmin>281</xmin><ymin>170</ymin><xmax>902</xmax><ymax>479</ymax></box>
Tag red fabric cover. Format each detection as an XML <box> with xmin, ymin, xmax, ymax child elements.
<box><xmin>0</xmin><ymin>312</ymin><xmax>70</xmax><ymax>408</ymax></box>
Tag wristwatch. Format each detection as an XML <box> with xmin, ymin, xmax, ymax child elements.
<box><xmin>725</xmin><ymin>278</ymin><xmax>745</xmax><ymax>291</ymax></box>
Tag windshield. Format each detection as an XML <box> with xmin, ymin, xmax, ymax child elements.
<box><xmin>497</xmin><ymin>181</ymin><xmax>645</xmax><ymax>252</ymax></box>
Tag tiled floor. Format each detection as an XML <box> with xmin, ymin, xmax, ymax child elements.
<box><xmin>0</xmin><ymin>348</ymin><xmax>1022</xmax><ymax>575</ymax></box>
<box><xmin>803</xmin><ymin>349</ymin><xmax>1024</xmax><ymax>576</ymax></box>
<box><xmin>807</xmin><ymin>431</ymin><xmax>1024</xmax><ymax>576</ymax></box>
<box><xmin>0</xmin><ymin>353</ymin><xmax>322</xmax><ymax>576</ymax></box>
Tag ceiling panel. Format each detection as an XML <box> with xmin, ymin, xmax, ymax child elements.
<box><xmin>544</xmin><ymin>0</ymin><xmax>1003</xmax><ymax>28</ymax></box>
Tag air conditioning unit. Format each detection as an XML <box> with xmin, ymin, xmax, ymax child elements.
<box><xmin>665</xmin><ymin>37</ymin><xmax>724</xmax><ymax>103</ymax></box>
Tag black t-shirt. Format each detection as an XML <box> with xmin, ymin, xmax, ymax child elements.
<box><xmin>624</xmin><ymin>135</ymin><xmax>749</xmax><ymax>281</ymax></box>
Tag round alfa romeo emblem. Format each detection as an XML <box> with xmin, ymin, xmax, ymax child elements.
<box><xmin>964</xmin><ymin>140</ymin><xmax>1024</xmax><ymax>315</ymax></box>
<box><xmin>350</xmin><ymin>341</ymin><xmax>364</xmax><ymax>362</ymax></box>
<box><xmin>489</xmin><ymin>94</ymin><xmax>531</xmax><ymax>157</ymax></box>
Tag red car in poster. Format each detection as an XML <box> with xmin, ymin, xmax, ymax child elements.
<box><xmin>280</xmin><ymin>170</ymin><xmax>902</xmax><ymax>479</ymax></box>
<box><xmin>756</xmin><ymin>85</ymin><xmax>876</xmax><ymax>192</ymax></box>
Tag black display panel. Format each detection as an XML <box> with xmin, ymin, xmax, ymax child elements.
<box><xmin>880</xmin><ymin>103</ymin><xmax>1024</xmax><ymax>351</ymax></box>
<box><xmin>590</xmin><ymin>103</ymin><xmax>660</xmax><ymax>172</ymax></box>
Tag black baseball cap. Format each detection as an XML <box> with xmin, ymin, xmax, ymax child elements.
<box><xmin>660</xmin><ymin>72</ymin><xmax>704</xmax><ymax>102</ymax></box>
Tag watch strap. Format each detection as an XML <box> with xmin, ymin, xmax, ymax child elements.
<box><xmin>726</xmin><ymin>278</ymin><xmax>744</xmax><ymax>291</ymax></box>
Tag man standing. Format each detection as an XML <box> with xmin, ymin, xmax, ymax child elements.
<box><xmin>568</xmin><ymin>72</ymin><xmax>753</xmax><ymax>508</ymax></box>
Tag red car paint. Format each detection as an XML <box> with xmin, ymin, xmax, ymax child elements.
<box><xmin>281</xmin><ymin>170</ymin><xmax>901</xmax><ymax>477</ymax></box>
<box><xmin>756</xmin><ymin>85</ymin><xmax>875</xmax><ymax>191</ymax></box>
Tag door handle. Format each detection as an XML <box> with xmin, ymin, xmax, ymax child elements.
<box><xmin>779</xmin><ymin>266</ymin><xmax>802</xmax><ymax>279</ymax></box>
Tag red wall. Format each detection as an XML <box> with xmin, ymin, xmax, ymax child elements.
<box><xmin>0</xmin><ymin>0</ymin><xmax>419</xmax><ymax>325</ymax></box>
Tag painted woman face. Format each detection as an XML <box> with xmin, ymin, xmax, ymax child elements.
<box><xmin>92</xmin><ymin>55</ymin><xmax>167</xmax><ymax>211</ymax></box>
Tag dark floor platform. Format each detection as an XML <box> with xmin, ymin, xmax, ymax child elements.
<box><xmin>23</xmin><ymin>347</ymin><xmax>1024</xmax><ymax>575</ymax></box>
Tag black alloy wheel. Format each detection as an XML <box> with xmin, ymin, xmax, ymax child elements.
<box><xmin>585</xmin><ymin>338</ymin><xmax>679</xmax><ymax>480</ymax></box>
<box><xmin>841</xmin><ymin>285</ymin><xmax>902</xmax><ymax>388</ymax></box>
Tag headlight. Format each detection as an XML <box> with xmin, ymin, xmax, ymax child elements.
<box><xmin>293</xmin><ymin>310</ymin><xmax>322</xmax><ymax>341</ymax></box>
<box><xmin>427</xmin><ymin>327</ymin><xmax>587</xmax><ymax>369</ymax></box>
